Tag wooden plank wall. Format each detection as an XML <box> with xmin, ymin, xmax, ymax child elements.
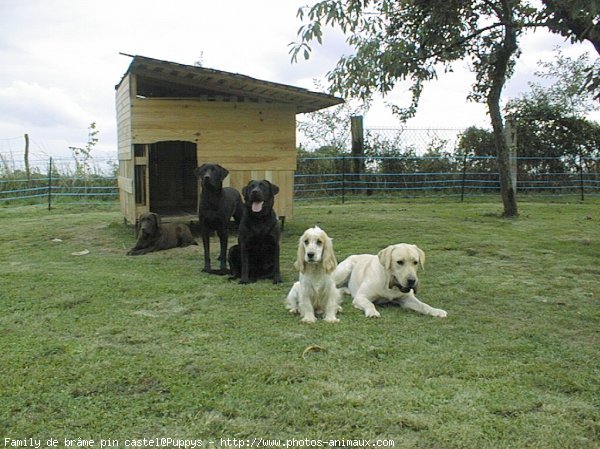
<box><xmin>227</xmin><ymin>170</ymin><xmax>294</xmax><ymax>219</ymax></box>
<box><xmin>130</xmin><ymin>97</ymin><xmax>297</xmax><ymax>219</ymax></box>
<box><xmin>130</xmin><ymin>99</ymin><xmax>296</xmax><ymax>168</ymax></box>
<box><xmin>116</xmin><ymin>74</ymin><xmax>298</xmax><ymax>222</ymax></box>
<box><xmin>115</xmin><ymin>74</ymin><xmax>136</xmax><ymax>224</ymax></box>
<box><xmin>116</xmin><ymin>74</ymin><xmax>133</xmax><ymax>160</ymax></box>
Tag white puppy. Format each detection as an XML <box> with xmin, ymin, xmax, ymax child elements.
<box><xmin>285</xmin><ymin>226</ymin><xmax>342</xmax><ymax>323</ymax></box>
<box><xmin>333</xmin><ymin>243</ymin><xmax>447</xmax><ymax>318</ymax></box>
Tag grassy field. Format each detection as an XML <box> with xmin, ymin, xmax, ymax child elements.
<box><xmin>1</xmin><ymin>199</ymin><xmax>598</xmax><ymax>448</ymax></box>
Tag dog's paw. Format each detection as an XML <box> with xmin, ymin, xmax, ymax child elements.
<box><xmin>324</xmin><ymin>316</ymin><xmax>340</xmax><ymax>324</ymax></box>
<box><xmin>365</xmin><ymin>309</ymin><xmax>381</xmax><ymax>318</ymax></box>
<box><xmin>287</xmin><ymin>307</ymin><xmax>299</xmax><ymax>315</ymax></box>
<box><xmin>431</xmin><ymin>308</ymin><xmax>448</xmax><ymax>318</ymax></box>
<box><xmin>300</xmin><ymin>316</ymin><xmax>317</xmax><ymax>324</ymax></box>
<box><xmin>239</xmin><ymin>279</ymin><xmax>252</xmax><ymax>285</ymax></box>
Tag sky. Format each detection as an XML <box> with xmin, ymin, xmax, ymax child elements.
<box><xmin>0</xmin><ymin>0</ymin><xmax>598</xmax><ymax>166</ymax></box>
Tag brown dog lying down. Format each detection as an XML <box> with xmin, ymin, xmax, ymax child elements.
<box><xmin>127</xmin><ymin>212</ymin><xmax>197</xmax><ymax>256</ymax></box>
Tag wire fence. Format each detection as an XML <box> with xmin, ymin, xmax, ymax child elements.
<box><xmin>0</xmin><ymin>157</ymin><xmax>118</xmax><ymax>208</ymax></box>
<box><xmin>2</xmin><ymin>155</ymin><xmax>598</xmax><ymax>210</ymax></box>
<box><xmin>294</xmin><ymin>155</ymin><xmax>600</xmax><ymax>201</ymax></box>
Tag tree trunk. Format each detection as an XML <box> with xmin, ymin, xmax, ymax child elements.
<box><xmin>489</xmin><ymin>99</ymin><xmax>518</xmax><ymax>217</ymax></box>
<box><xmin>487</xmin><ymin>1</ymin><xmax>519</xmax><ymax>218</ymax></box>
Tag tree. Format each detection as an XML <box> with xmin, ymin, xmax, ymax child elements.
<box><xmin>458</xmin><ymin>127</ymin><xmax>496</xmax><ymax>158</ymax></box>
<box><xmin>529</xmin><ymin>50</ymin><xmax>600</xmax><ymax>114</ymax></box>
<box><xmin>297</xmin><ymin>81</ymin><xmax>367</xmax><ymax>152</ymax></box>
<box><xmin>457</xmin><ymin>127</ymin><xmax>498</xmax><ymax>175</ymax></box>
<box><xmin>505</xmin><ymin>51</ymin><xmax>600</xmax><ymax>174</ymax></box>
<box><xmin>290</xmin><ymin>0</ymin><xmax>542</xmax><ymax>217</ymax></box>
<box><xmin>539</xmin><ymin>1</ymin><xmax>600</xmax><ymax>100</ymax></box>
<box><xmin>540</xmin><ymin>0</ymin><xmax>600</xmax><ymax>54</ymax></box>
<box><xmin>69</xmin><ymin>122</ymin><xmax>98</xmax><ymax>179</ymax></box>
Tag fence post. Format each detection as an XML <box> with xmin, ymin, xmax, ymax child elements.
<box><xmin>461</xmin><ymin>152</ymin><xmax>468</xmax><ymax>202</ymax></box>
<box><xmin>504</xmin><ymin>118</ymin><xmax>517</xmax><ymax>194</ymax></box>
<box><xmin>579</xmin><ymin>152</ymin><xmax>585</xmax><ymax>201</ymax></box>
<box><xmin>351</xmin><ymin>116</ymin><xmax>364</xmax><ymax>195</ymax></box>
<box><xmin>24</xmin><ymin>133</ymin><xmax>30</xmax><ymax>187</ymax></box>
<box><xmin>341</xmin><ymin>154</ymin><xmax>346</xmax><ymax>204</ymax></box>
<box><xmin>48</xmin><ymin>157</ymin><xmax>53</xmax><ymax>210</ymax></box>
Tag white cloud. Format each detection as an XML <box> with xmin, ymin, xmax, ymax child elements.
<box><xmin>0</xmin><ymin>0</ymin><xmax>597</xmax><ymax>161</ymax></box>
<box><xmin>0</xmin><ymin>81</ymin><xmax>90</xmax><ymax>129</ymax></box>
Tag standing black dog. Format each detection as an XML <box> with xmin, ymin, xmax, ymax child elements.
<box><xmin>228</xmin><ymin>180</ymin><xmax>282</xmax><ymax>284</ymax></box>
<box><xmin>195</xmin><ymin>163</ymin><xmax>243</xmax><ymax>273</ymax></box>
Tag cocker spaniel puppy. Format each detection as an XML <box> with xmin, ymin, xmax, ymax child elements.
<box><xmin>285</xmin><ymin>226</ymin><xmax>342</xmax><ymax>323</ymax></box>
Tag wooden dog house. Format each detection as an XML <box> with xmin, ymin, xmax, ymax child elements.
<box><xmin>116</xmin><ymin>55</ymin><xmax>344</xmax><ymax>224</ymax></box>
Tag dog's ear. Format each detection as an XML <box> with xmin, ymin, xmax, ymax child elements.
<box><xmin>414</xmin><ymin>245</ymin><xmax>426</xmax><ymax>270</ymax></box>
<box><xmin>377</xmin><ymin>245</ymin><xmax>394</xmax><ymax>270</ymax></box>
<box><xmin>194</xmin><ymin>164</ymin><xmax>207</xmax><ymax>178</ymax></box>
<box><xmin>322</xmin><ymin>235</ymin><xmax>338</xmax><ymax>274</ymax></box>
<box><xmin>135</xmin><ymin>216</ymin><xmax>142</xmax><ymax>238</ymax></box>
<box><xmin>294</xmin><ymin>234</ymin><xmax>306</xmax><ymax>273</ymax></box>
<box><xmin>152</xmin><ymin>213</ymin><xmax>161</xmax><ymax>230</ymax></box>
<box><xmin>267</xmin><ymin>181</ymin><xmax>280</xmax><ymax>196</ymax></box>
<box><xmin>242</xmin><ymin>182</ymin><xmax>251</xmax><ymax>200</ymax></box>
<box><xmin>216</xmin><ymin>164</ymin><xmax>229</xmax><ymax>181</ymax></box>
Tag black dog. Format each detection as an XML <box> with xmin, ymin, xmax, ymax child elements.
<box><xmin>195</xmin><ymin>163</ymin><xmax>243</xmax><ymax>273</ymax></box>
<box><xmin>228</xmin><ymin>180</ymin><xmax>282</xmax><ymax>284</ymax></box>
<box><xmin>127</xmin><ymin>212</ymin><xmax>197</xmax><ymax>256</ymax></box>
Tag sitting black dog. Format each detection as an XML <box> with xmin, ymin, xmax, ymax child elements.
<box><xmin>228</xmin><ymin>180</ymin><xmax>282</xmax><ymax>284</ymax></box>
<box><xmin>195</xmin><ymin>163</ymin><xmax>243</xmax><ymax>273</ymax></box>
<box><xmin>127</xmin><ymin>212</ymin><xmax>197</xmax><ymax>256</ymax></box>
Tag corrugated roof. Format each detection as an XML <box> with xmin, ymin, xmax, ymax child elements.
<box><xmin>116</xmin><ymin>54</ymin><xmax>344</xmax><ymax>114</ymax></box>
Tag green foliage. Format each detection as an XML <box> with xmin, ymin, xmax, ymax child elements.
<box><xmin>539</xmin><ymin>1</ymin><xmax>600</xmax><ymax>98</ymax></box>
<box><xmin>458</xmin><ymin>126</ymin><xmax>496</xmax><ymax>157</ymax></box>
<box><xmin>298</xmin><ymin>81</ymin><xmax>367</xmax><ymax>152</ymax></box>
<box><xmin>1</xmin><ymin>201</ymin><xmax>599</xmax><ymax>446</ymax></box>
<box><xmin>529</xmin><ymin>50</ymin><xmax>599</xmax><ymax>117</ymax></box>
<box><xmin>505</xmin><ymin>50</ymin><xmax>600</xmax><ymax>173</ymax></box>
<box><xmin>540</xmin><ymin>0</ymin><xmax>600</xmax><ymax>50</ymax></box>
<box><xmin>291</xmin><ymin>1</ymin><xmax>537</xmax><ymax>119</ymax></box>
<box><xmin>290</xmin><ymin>0</ymin><xmax>540</xmax><ymax>215</ymax></box>
<box><xmin>69</xmin><ymin>122</ymin><xmax>99</xmax><ymax>179</ymax></box>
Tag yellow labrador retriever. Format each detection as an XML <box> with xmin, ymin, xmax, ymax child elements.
<box><xmin>332</xmin><ymin>243</ymin><xmax>447</xmax><ymax>318</ymax></box>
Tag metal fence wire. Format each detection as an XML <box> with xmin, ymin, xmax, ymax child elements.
<box><xmin>1</xmin><ymin>126</ymin><xmax>599</xmax><ymax>207</ymax></box>
<box><xmin>0</xmin><ymin>157</ymin><xmax>118</xmax><ymax>208</ymax></box>
<box><xmin>2</xmin><ymin>155</ymin><xmax>599</xmax><ymax>208</ymax></box>
<box><xmin>294</xmin><ymin>126</ymin><xmax>599</xmax><ymax>200</ymax></box>
<box><xmin>294</xmin><ymin>155</ymin><xmax>600</xmax><ymax>201</ymax></box>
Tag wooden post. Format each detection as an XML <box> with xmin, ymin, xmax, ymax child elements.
<box><xmin>351</xmin><ymin>116</ymin><xmax>364</xmax><ymax>194</ymax></box>
<box><xmin>341</xmin><ymin>154</ymin><xmax>346</xmax><ymax>204</ymax></box>
<box><xmin>579</xmin><ymin>151</ymin><xmax>585</xmax><ymax>201</ymax></box>
<box><xmin>24</xmin><ymin>133</ymin><xmax>30</xmax><ymax>185</ymax></box>
<box><xmin>48</xmin><ymin>157</ymin><xmax>53</xmax><ymax>210</ymax></box>
<box><xmin>461</xmin><ymin>151</ymin><xmax>468</xmax><ymax>202</ymax></box>
<box><xmin>504</xmin><ymin>118</ymin><xmax>517</xmax><ymax>195</ymax></box>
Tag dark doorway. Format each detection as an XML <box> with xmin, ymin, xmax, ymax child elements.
<box><xmin>148</xmin><ymin>141</ymin><xmax>198</xmax><ymax>217</ymax></box>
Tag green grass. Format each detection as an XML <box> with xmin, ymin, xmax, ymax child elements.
<box><xmin>1</xmin><ymin>199</ymin><xmax>598</xmax><ymax>448</ymax></box>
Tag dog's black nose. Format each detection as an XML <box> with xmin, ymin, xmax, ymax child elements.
<box><xmin>307</xmin><ymin>252</ymin><xmax>315</xmax><ymax>260</ymax></box>
<box><xmin>407</xmin><ymin>278</ymin><xmax>416</xmax><ymax>287</ymax></box>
